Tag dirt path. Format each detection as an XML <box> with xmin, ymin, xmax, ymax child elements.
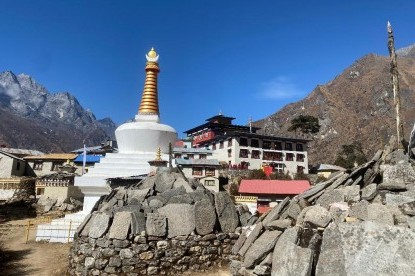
<box><xmin>0</xmin><ymin>218</ymin><xmax>70</xmax><ymax>276</ymax></box>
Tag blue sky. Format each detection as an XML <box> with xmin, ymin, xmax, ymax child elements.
<box><xmin>1</xmin><ymin>1</ymin><xmax>415</xmax><ymax>138</ymax></box>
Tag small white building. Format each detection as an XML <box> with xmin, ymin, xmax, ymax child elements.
<box><xmin>175</xmin><ymin>158</ymin><xmax>221</xmax><ymax>192</ymax></box>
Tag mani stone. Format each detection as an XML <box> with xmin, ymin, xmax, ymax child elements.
<box><xmin>146</xmin><ymin>213</ymin><xmax>166</xmax><ymax>237</ymax></box>
<box><xmin>272</xmin><ymin>227</ymin><xmax>313</xmax><ymax>276</ymax></box>
<box><xmin>367</xmin><ymin>203</ymin><xmax>394</xmax><ymax>225</ymax></box>
<box><xmin>127</xmin><ymin>188</ymin><xmax>150</xmax><ymax>204</ymax></box>
<box><xmin>172</xmin><ymin>177</ymin><xmax>194</xmax><ymax>193</ymax></box>
<box><xmin>130</xmin><ymin>211</ymin><xmax>146</xmax><ymax>235</ymax></box>
<box><xmin>158</xmin><ymin>203</ymin><xmax>195</xmax><ymax>238</ymax></box>
<box><xmin>215</xmin><ymin>192</ymin><xmax>239</xmax><ymax>233</ymax></box>
<box><xmin>316</xmin><ymin>189</ymin><xmax>344</xmax><ymax>210</ymax></box>
<box><xmin>316</xmin><ymin>221</ymin><xmax>415</xmax><ymax>276</ymax></box>
<box><xmin>303</xmin><ymin>205</ymin><xmax>332</xmax><ymax>228</ymax></box>
<box><xmin>89</xmin><ymin>212</ymin><xmax>111</xmax><ymax>239</ymax></box>
<box><xmin>194</xmin><ymin>198</ymin><xmax>217</xmax><ymax>235</ymax></box>
<box><xmin>361</xmin><ymin>183</ymin><xmax>377</xmax><ymax>200</ymax></box>
<box><xmin>238</xmin><ymin>222</ymin><xmax>263</xmax><ymax>257</ymax></box>
<box><xmin>243</xmin><ymin>230</ymin><xmax>282</xmax><ymax>268</ymax></box>
<box><xmin>109</xmin><ymin>211</ymin><xmax>132</xmax><ymax>240</ymax></box>
<box><xmin>154</xmin><ymin>171</ymin><xmax>176</xmax><ymax>193</ymax></box>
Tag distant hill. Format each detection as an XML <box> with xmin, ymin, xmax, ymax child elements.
<box><xmin>0</xmin><ymin>71</ymin><xmax>117</xmax><ymax>152</ymax></box>
<box><xmin>254</xmin><ymin>44</ymin><xmax>415</xmax><ymax>165</ymax></box>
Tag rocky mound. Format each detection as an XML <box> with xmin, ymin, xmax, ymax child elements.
<box><xmin>231</xmin><ymin>141</ymin><xmax>415</xmax><ymax>275</ymax></box>
<box><xmin>68</xmin><ymin>168</ymin><xmax>256</xmax><ymax>275</ymax></box>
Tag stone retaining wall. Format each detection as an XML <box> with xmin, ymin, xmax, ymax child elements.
<box><xmin>69</xmin><ymin>232</ymin><xmax>238</xmax><ymax>275</ymax></box>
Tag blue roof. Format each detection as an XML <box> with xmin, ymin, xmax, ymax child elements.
<box><xmin>74</xmin><ymin>155</ymin><xmax>101</xmax><ymax>163</ymax></box>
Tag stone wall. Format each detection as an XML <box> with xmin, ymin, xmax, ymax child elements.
<box><xmin>69</xmin><ymin>232</ymin><xmax>238</xmax><ymax>275</ymax></box>
<box><xmin>68</xmin><ymin>169</ymin><xmax>256</xmax><ymax>275</ymax></box>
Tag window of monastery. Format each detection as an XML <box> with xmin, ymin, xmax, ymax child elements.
<box><xmin>296</xmin><ymin>143</ymin><xmax>304</xmax><ymax>151</ymax></box>
<box><xmin>275</xmin><ymin>142</ymin><xmax>282</xmax><ymax>150</ymax></box>
<box><xmin>228</xmin><ymin>149</ymin><xmax>232</xmax><ymax>158</ymax></box>
<box><xmin>286</xmin><ymin>153</ymin><xmax>294</xmax><ymax>161</ymax></box>
<box><xmin>228</xmin><ymin>138</ymin><xmax>233</xmax><ymax>147</ymax></box>
<box><xmin>250</xmin><ymin>139</ymin><xmax>259</xmax><ymax>148</ymax></box>
<box><xmin>33</xmin><ymin>161</ymin><xmax>43</xmax><ymax>170</ymax></box>
<box><xmin>192</xmin><ymin>167</ymin><xmax>203</xmax><ymax>176</ymax></box>
<box><xmin>52</xmin><ymin>161</ymin><xmax>63</xmax><ymax>171</ymax></box>
<box><xmin>187</xmin><ymin>154</ymin><xmax>194</xmax><ymax>159</ymax></box>
<box><xmin>239</xmin><ymin>149</ymin><xmax>249</xmax><ymax>158</ymax></box>
<box><xmin>219</xmin><ymin>141</ymin><xmax>224</xmax><ymax>149</ymax></box>
<box><xmin>285</xmin><ymin>143</ymin><xmax>293</xmax><ymax>151</ymax></box>
<box><xmin>174</xmin><ymin>153</ymin><xmax>182</xmax><ymax>158</ymax></box>
<box><xmin>297</xmin><ymin>154</ymin><xmax>305</xmax><ymax>162</ymax></box>
<box><xmin>16</xmin><ymin>162</ymin><xmax>21</xmax><ymax>171</ymax></box>
<box><xmin>36</xmin><ymin>187</ymin><xmax>45</xmax><ymax>195</ymax></box>
<box><xmin>199</xmin><ymin>154</ymin><xmax>207</xmax><ymax>159</ymax></box>
<box><xmin>205</xmin><ymin>167</ymin><xmax>216</xmax><ymax>176</ymax></box>
<box><xmin>204</xmin><ymin>179</ymin><xmax>215</xmax><ymax>186</ymax></box>
<box><xmin>263</xmin><ymin>141</ymin><xmax>271</xmax><ymax>149</ymax></box>
<box><xmin>212</xmin><ymin>143</ymin><xmax>217</xmax><ymax>150</ymax></box>
<box><xmin>251</xmin><ymin>150</ymin><xmax>260</xmax><ymax>159</ymax></box>
<box><xmin>275</xmin><ymin>152</ymin><xmax>283</xmax><ymax>161</ymax></box>
<box><xmin>239</xmin><ymin>137</ymin><xmax>248</xmax><ymax>146</ymax></box>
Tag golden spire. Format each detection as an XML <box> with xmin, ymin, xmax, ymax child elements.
<box><xmin>138</xmin><ymin>47</ymin><xmax>160</xmax><ymax>115</ymax></box>
<box><xmin>155</xmin><ymin>147</ymin><xmax>162</xmax><ymax>161</ymax></box>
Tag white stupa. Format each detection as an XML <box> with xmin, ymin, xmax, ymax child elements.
<box><xmin>36</xmin><ymin>48</ymin><xmax>177</xmax><ymax>242</ymax></box>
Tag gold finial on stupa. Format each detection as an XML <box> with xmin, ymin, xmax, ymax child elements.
<box><xmin>148</xmin><ymin>47</ymin><xmax>157</xmax><ymax>58</ymax></box>
<box><xmin>138</xmin><ymin>47</ymin><xmax>160</xmax><ymax>116</ymax></box>
<box><xmin>155</xmin><ymin>147</ymin><xmax>162</xmax><ymax>161</ymax></box>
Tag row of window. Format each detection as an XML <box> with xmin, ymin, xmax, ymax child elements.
<box><xmin>212</xmin><ymin>138</ymin><xmax>304</xmax><ymax>151</ymax></box>
<box><xmin>192</xmin><ymin>167</ymin><xmax>216</xmax><ymax>176</ymax></box>
<box><xmin>174</xmin><ymin>154</ymin><xmax>207</xmax><ymax>159</ymax></box>
<box><xmin>236</xmin><ymin>149</ymin><xmax>305</xmax><ymax>162</ymax></box>
<box><xmin>33</xmin><ymin>161</ymin><xmax>63</xmax><ymax>171</ymax></box>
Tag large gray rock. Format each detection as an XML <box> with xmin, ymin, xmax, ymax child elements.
<box><xmin>243</xmin><ymin>230</ymin><xmax>282</xmax><ymax>268</ymax></box>
<box><xmin>157</xmin><ymin>203</ymin><xmax>195</xmax><ymax>238</ymax></box>
<box><xmin>385</xmin><ymin>194</ymin><xmax>415</xmax><ymax>206</ymax></box>
<box><xmin>127</xmin><ymin>188</ymin><xmax>150</xmax><ymax>204</ymax></box>
<box><xmin>367</xmin><ymin>203</ymin><xmax>394</xmax><ymax>225</ymax></box>
<box><xmin>239</xmin><ymin>222</ymin><xmax>263</xmax><ymax>257</ymax></box>
<box><xmin>361</xmin><ymin>183</ymin><xmax>377</xmax><ymax>200</ymax></box>
<box><xmin>272</xmin><ymin>227</ymin><xmax>313</xmax><ymax>276</ymax></box>
<box><xmin>194</xmin><ymin>198</ymin><xmax>216</xmax><ymax>235</ymax></box>
<box><xmin>262</xmin><ymin>197</ymin><xmax>289</xmax><ymax>225</ymax></box>
<box><xmin>379</xmin><ymin>164</ymin><xmax>415</xmax><ymax>191</ymax></box>
<box><xmin>303</xmin><ymin>205</ymin><xmax>332</xmax><ymax>227</ymax></box>
<box><xmin>349</xmin><ymin>200</ymin><xmax>369</xmax><ymax>220</ymax></box>
<box><xmin>172</xmin><ymin>177</ymin><xmax>194</xmax><ymax>193</ymax></box>
<box><xmin>316</xmin><ymin>221</ymin><xmax>415</xmax><ymax>276</ymax></box>
<box><xmin>89</xmin><ymin>212</ymin><xmax>111</xmax><ymax>239</ymax></box>
<box><xmin>154</xmin><ymin>172</ymin><xmax>176</xmax><ymax>193</ymax></box>
<box><xmin>215</xmin><ymin>192</ymin><xmax>239</xmax><ymax>233</ymax></box>
<box><xmin>316</xmin><ymin>189</ymin><xmax>344</xmax><ymax>209</ymax></box>
<box><xmin>146</xmin><ymin>213</ymin><xmax>166</xmax><ymax>237</ymax></box>
<box><xmin>109</xmin><ymin>211</ymin><xmax>132</xmax><ymax>240</ymax></box>
<box><xmin>130</xmin><ymin>211</ymin><xmax>146</xmax><ymax>235</ymax></box>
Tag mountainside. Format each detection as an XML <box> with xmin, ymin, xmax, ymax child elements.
<box><xmin>0</xmin><ymin>71</ymin><xmax>117</xmax><ymax>152</ymax></box>
<box><xmin>254</xmin><ymin>44</ymin><xmax>415</xmax><ymax>165</ymax></box>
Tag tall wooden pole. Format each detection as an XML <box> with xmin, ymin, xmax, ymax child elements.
<box><xmin>387</xmin><ymin>21</ymin><xmax>404</xmax><ymax>149</ymax></box>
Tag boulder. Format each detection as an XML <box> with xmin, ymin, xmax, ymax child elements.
<box><xmin>367</xmin><ymin>203</ymin><xmax>394</xmax><ymax>225</ymax></box>
<box><xmin>154</xmin><ymin>172</ymin><xmax>176</xmax><ymax>193</ymax></box>
<box><xmin>384</xmin><ymin>194</ymin><xmax>415</xmax><ymax>207</ymax></box>
<box><xmin>272</xmin><ymin>227</ymin><xmax>313</xmax><ymax>276</ymax></box>
<box><xmin>316</xmin><ymin>189</ymin><xmax>344</xmax><ymax>209</ymax></box>
<box><xmin>238</xmin><ymin>222</ymin><xmax>263</xmax><ymax>257</ymax></box>
<box><xmin>262</xmin><ymin>197</ymin><xmax>289</xmax><ymax>225</ymax></box>
<box><xmin>109</xmin><ymin>211</ymin><xmax>132</xmax><ymax>240</ymax></box>
<box><xmin>243</xmin><ymin>230</ymin><xmax>282</xmax><ymax>268</ymax></box>
<box><xmin>316</xmin><ymin>221</ymin><xmax>415</xmax><ymax>276</ymax></box>
<box><xmin>127</xmin><ymin>188</ymin><xmax>150</xmax><ymax>204</ymax></box>
<box><xmin>215</xmin><ymin>192</ymin><xmax>239</xmax><ymax>233</ymax></box>
<box><xmin>157</xmin><ymin>203</ymin><xmax>195</xmax><ymax>238</ymax></box>
<box><xmin>303</xmin><ymin>205</ymin><xmax>332</xmax><ymax>228</ymax></box>
<box><xmin>89</xmin><ymin>212</ymin><xmax>111</xmax><ymax>239</ymax></box>
<box><xmin>194</xmin><ymin>198</ymin><xmax>217</xmax><ymax>235</ymax></box>
<box><xmin>264</xmin><ymin>219</ymin><xmax>292</xmax><ymax>231</ymax></box>
<box><xmin>361</xmin><ymin>183</ymin><xmax>377</xmax><ymax>200</ymax></box>
<box><xmin>130</xmin><ymin>210</ymin><xmax>146</xmax><ymax>235</ymax></box>
<box><xmin>146</xmin><ymin>213</ymin><xmax>167</xmax><ymax>237</ymax></box>
<box><xmin>349</xmin><ymin>200</ymin><xmax>369</xmax><ymax>220</ymax></box>
<box><xmin>172</xmin><ymin>177</ymin><xmax>194</xmax><ymax>193</ymax></box>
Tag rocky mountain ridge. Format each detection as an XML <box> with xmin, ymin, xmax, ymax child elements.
<box><xmin>255</xmin><ymin>44</ymin><xmax>415</xmax><ymax>165</ymax></box>
<box><xmin>0</xmin><ymin>71</ymin><xmax>117</xmax><ymax>152</ymax></box>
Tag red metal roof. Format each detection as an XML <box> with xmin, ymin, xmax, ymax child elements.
<box><xmin>239</xmin><ymin>179</ymin><xmax>311</xmax><ymax>195</ymax></box>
